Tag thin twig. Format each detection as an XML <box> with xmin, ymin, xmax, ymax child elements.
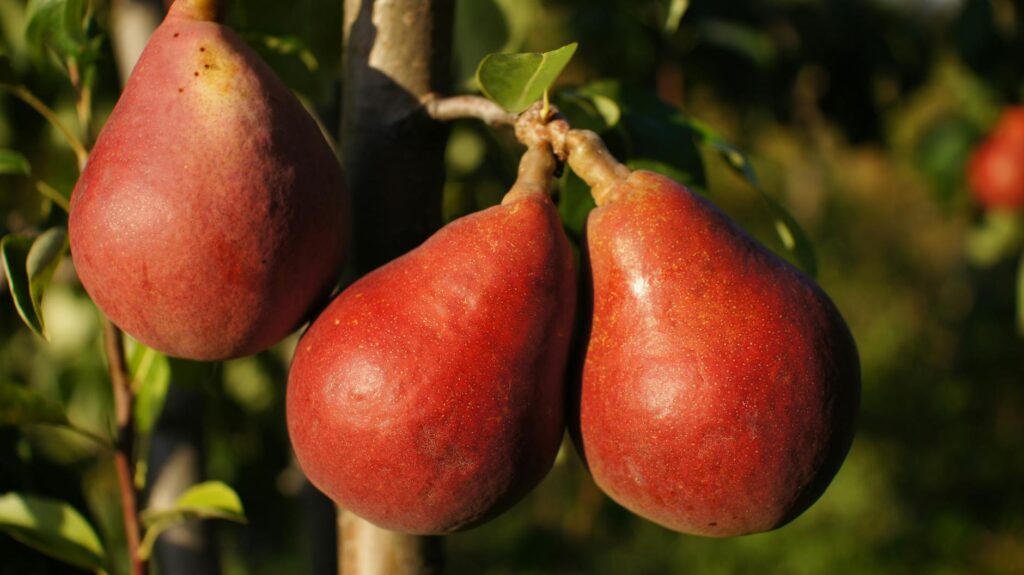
<box><xmin>0</xmin><ymin>83</ymin><xmax>89</xmax><ymax>171</ymax></box>
<box><xmin>103</xmin><ymin>318</ymin><xmax>146</xmax><ymax>575</ymax></box>
<box><xmin>34</xmin><ymin>180</ymin><xmax>72</xmax><ymax>214</ymax></box>
<box><xmin>68</xmin><ymin>58</ymin><xmax>94</xmax><ymax>149</ymax></box>
<box><xmin>421</xmin><ymin>94</ymin><xmax>516</xmax><ymax>126</ymax></box>
<box><xmin>66</xmin><ymin>423</ymin><xmax>114</xmax><ymax>447</ymax></box>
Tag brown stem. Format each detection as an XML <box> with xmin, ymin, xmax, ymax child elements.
<box><xmin>103</xmin><ymin>319</ymin><xmax>146</xmax><ymax>575</ymax></box>
<box><xmin>422</xmin><ymin>94</ymin><xmax>516</xmax><ymax>126</ymax></box>
<box><xmin>421</xmin><ymin>97</ymin><xmax>633</xmax><ymax>204</ymax></box>
<box><xmin>168</xmin><ymin>0</ymin><xmax>222</xmax><ymax>21</ymax></box>
<box><xmin>562</xmin><ymin>129</ymin><xmax>631</xmax><ymax>206</ymax></box>
<box><xmin>513</xmin><ymin>102</ymin><xmax>629</xmax><ymax>205</ymax></box>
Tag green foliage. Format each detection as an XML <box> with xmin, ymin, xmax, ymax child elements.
<box><xmin>25</xmin><ymin>0</ymin><xmax>100</xmax><ymax>69</ymax></box>
<box><xmin>477</xmin><ymin>43</ymin><xmax>577</xmax><ymax>113</ymax></box>
<box><xmin>138</xmin><ymin>481</ymin><xmax>245</xmax><ymax>560</ymax></box>
<box><xmin>557</xmin><ymin>80</ymin><xmax>707</xmax><ymax>189</ymax></box>
<box><xmin>0</xmin><ymin>492</ymin><xmax>107</xmax><ymax>572</ymax></box>
<box><xmin>1</xmin><ymin>228</ymin><xmax>69</xmax><ymax>340</ymax></box>
<box><xmin>558</xmin><ymin>168</ymin><xmax>595</xmax><ymax>240</ymax></box>
<box><xmin>0</xmin><ymin>148</ymin><xmax>31</xmax><ymax>175</ymax></box>
<box><xmin>966</xmin><ymin>212</ymin><xmax>1024</xmax><ymax>268</ymax></box>
<box><xmin>691</xmin><ymin>122</ymin><xmax>818</xmax><ymax>277</ymax></box>
<box><xmin>0</xmin><ymin>380</ymin><xmax>68</xmax><ymax>427</ymax></box>
<box><xmin>661</xmin><ymin>0</ymin><xmax>689</xmax><ymax>35</ymax></box>
<box><xmin>128</xmin><ymin>343</ymin><xmax>171</xmax><ymax>437</ymax></box>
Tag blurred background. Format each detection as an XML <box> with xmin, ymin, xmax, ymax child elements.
<box><xmin>2</xmin><ymin>0</ymin><xmax>1023</xmax><ymax>573</ymax></box>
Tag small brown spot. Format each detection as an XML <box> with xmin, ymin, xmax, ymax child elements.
<box><xmin>178</xmin><ymin>88</ymin><xmax>184</xmax><ymax>93</ymax></box>
<box><xmin>204</xmin><ymin>64</ymin><xmax>210</xmax><ymax>69</ymax></box>
<box><xmin>199</xmin><ymin>46</ymin><xmax>206</xmax><ymax>52</ymax></box>
<box><xmin>173</xmin><ymin>33</ymin><xmax>180</xmax><ymax>38</ymax></box>
<box><xmin>194</xmin><ymin>72</ymin><xmax>199</xmax><ymax>77</ymax></box>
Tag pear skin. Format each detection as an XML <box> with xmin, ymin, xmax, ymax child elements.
<box><xmin>287</xmin><ymin>147</ymin><xmax>575</xmax><ymax>534</ymax></box>
<box><xmin>574</xmin><ymin>170</ymin><xmax>859</xmax><ymax>537</ymax></box>
<box><xmin>69</xmin><ymin>0</ymin><xmax>348</xmax><ymax>360</ymax></box>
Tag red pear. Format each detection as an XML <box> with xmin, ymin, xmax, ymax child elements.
<box><xmin>570</xmin><ymin>139</ymin><xmax>859</xmax><ymax>537</ymax></box>
<box><xmin>968</xmin><ymin>107</ymin><xmax>1024</xmax><ymax>211</ymax></box>
<box><xmin>69</xmin><ymin>0</ymin><xmax>347</xmax><ymax>360</ymax></box>
<box><xmin>287</xmin><ymin>145</ymin><xmax>575</xmax><ymax>534</ymax></box>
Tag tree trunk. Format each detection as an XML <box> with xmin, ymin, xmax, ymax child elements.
<box><xmin>342</xmin><ymin>0</ymin><xmax>454</xmax><ymax>271</ymax></box>
<box><xmin>337</xmin><ymin>0</ymin><xmax>454</xmax><ymax>573</ymax></box>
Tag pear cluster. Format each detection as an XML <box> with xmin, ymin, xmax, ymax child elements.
<box><xmin>71</xmin><ymin>0</ymin><xmax>859</xmax><ymax>539</ymax></box>
<box><xmin>286</xmin><ymin>129</ymin><xmax>860</xmax><ymax>536</ymax></box>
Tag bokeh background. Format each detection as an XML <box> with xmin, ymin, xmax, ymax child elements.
<box><xmin>2</xmin><ymin>0</ymin><xmax>1023</xmax><ymax>573</ymax></box>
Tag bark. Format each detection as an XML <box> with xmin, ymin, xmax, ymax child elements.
<box><xmin>342</xmin><ymin>0</ymin><xmax>455</xmax><ymax>271</ymax></box>
<box><xmin>337</xmin><ymin>0</ymin><xmax>453</xmax><ymax>573</ymax></box>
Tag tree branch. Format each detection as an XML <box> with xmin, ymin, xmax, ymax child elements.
<box><xmin>421</xmin><ymin>94</ymin><xmax>515</xmax><ymax>126</ymax></box>
<box><xmin>103</xmin><ymin>318</ymin><xmax>146</xmax><ymax>575</ymax></box>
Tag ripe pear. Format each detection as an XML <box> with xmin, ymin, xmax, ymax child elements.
<box><xmin>968</xmin><ymin>107</ymin><xmax>1024</xmax><ymax>211</ymax></box>
<box><xmin>572</xmin><ymin>162</ymin><xmax>859</xmax><ymax>537</ymax></box>
<box><xmin>69</xmin><ymin>0</ymin><xmax>348</xmax><ymax>360</ymax></box>
<box><xmin>287</xmin><ymin>145</ymin><xmax>575</xmax><ymax>534</ymax></box>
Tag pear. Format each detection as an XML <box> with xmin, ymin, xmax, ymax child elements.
<box><xmin>69</xmin><ymin>0</ymin><xmax>348</xmax><ymax>360</ymax></box>
<box><xmin>967</xmin><ymin>107</ymin><xmax>1024</xmax><ymax>211</ymax></box>
<box><xmin>568</xmin><ymin>132</ymin><xmax>859</xmax><ymax>537</ymax></box>
<box><xmin>287</xmin><ymin>145</ymin><xmax>575</xmax><ymax>534</ymax></box>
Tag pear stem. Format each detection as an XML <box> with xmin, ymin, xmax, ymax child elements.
<box><xmin>168</xmin><ymin>0</ymin><xmax>223</xmax><ymax>22</ymax></box>
<box><xmin>502</xmin><ymin>143</ymin><xmax>558</xmax><ymax>204</ymax></box>
<box><xmin>562</xmin><ymin>130</ymin><xmax>631</xmax><ymax>206</ymax></box>
<box><xmin>424</xmin><ymin>97</ymin><xmax>631</xmax><ymax>206</ymax></box>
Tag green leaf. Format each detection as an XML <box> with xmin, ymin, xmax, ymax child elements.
<box><xmin>477</xmin><ymin>43</ymin><xmax>577</xmax><ymax>113</ymax></box>
<box><xmin>62</xmin><ymin>0</ymin><xmax>86</xmax><ymax>45</ymax></box>
<box><xmin>0</xmin><ymin>381</ymin><xmax>68</xmax><ymax>427</ymax></box>
<box><xmin>2</xmin><ymin>228</ymin><xmax>69</xmax><ymax>339</ymax></box>
<box><xmin>139</xmin><ymin>481</ymin><xmax>245</xmax><ymax>560</ymax></box>
<box><xmin>677</xmin><ymin>121</ymin><xmax>817</xmax><ymax>276</ymax></box>
<box><xmin>172</xmin><ymin>482</ymin><xmax>245</xmax><ymax>519</ymax></box>
<box><xmin>2</xmin><ymin>236</ymin><xmax>38</xmax><ymax>336</ymax></box>
<box><xmin>663</xmin><ymin>0</ymin><xmax>690</xmax><ymax>35</ymax></box>
<box><xmin>454</xmin><ymin>0</ymin><xmax>511</xmax><ymax>87</ymax></box>
<box><xmin>564</xmin><ymin>80</ymin><xmax>707</xmax><ymax>189</ymax></box>
<box><xmin>552</xmin><ymin>91</ymin><xmax>617</xmax><ymax>133</ymax></box>
<box><xmin>0</xmin><ymin>149</ymin><xmax>31</xmax><ymax>175</ymax></box>
<box><xmin>965</xmin><ymin>211</ymin><xmax>1024</xmax><ymax>268</ymax></box>
<box><xmin>26</xmin><ymin>0</ymin><xmax>70</xmax><ymax>60</ymax></box>
<box><xmin>559</xmin><ymin>168</ymin><xmax>596</xmax><ymax>239</ymax></box>
<box><xmin>0</xmin><ymin>493</ymin><xmax>107</xmax><ymax>572</ymax></box>
<box><xmin>130</xmin><ymin>343</ymin><xmax>171</xmax><ymax>436</ymax></box>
